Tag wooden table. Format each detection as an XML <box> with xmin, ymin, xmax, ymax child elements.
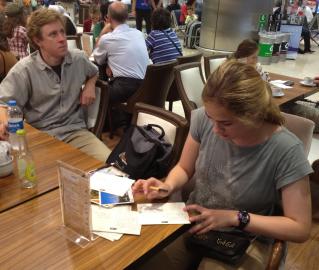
<box><xmin>0</xmin><ymin>124</ymin><xmax>102</xmax><ymax>213</ymax></box>
<box><xmin>270</xmin><ymin>73</ymin><xmax>318</xmax><ymax>107</ymax></box>
<box><xmin>0</xmin><ymin>189</ymin><xmax>185</xmax><ymax>270</ymax></box>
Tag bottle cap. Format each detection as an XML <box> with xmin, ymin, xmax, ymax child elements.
<box><xmin>7</xmin><ymin>100</ymin><xmax>17</xmax><ymax>106</ymax></box>
<box><xmin>16</xmin><ymin>129</ymin><xmax>26</xmax><ymax>136</ymax></box>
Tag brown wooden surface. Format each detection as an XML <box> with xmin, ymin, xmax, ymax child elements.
<box><xmin>270</xmin><ymin>73</ymin><xmax>318</xmax><ymax>106</ymax></box>
<box><xmin>0</xmin><ymin>189</ymin><xmax>184</xmax><ymax>270</ymax></box>
<box><xmin>0</xmin><ymin>124</ymin><xmax>102</xmax><ymax>213</ymax></box>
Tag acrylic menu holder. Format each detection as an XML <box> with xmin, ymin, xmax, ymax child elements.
<box><xmin>57</xmin><ymin>161</ymin><xmax>97</xmax><ymax>248</ymax></box>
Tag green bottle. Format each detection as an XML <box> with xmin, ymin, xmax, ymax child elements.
<box><xmin>16</xmin><ymin>129</ymin><xmax>37</xmax><ymax>188</ymax></box>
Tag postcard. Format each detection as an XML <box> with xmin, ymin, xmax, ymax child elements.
<box><xmin>137</xmin><ymin>202</ymin><xmax>191</xmax><ymax>225</ymax></box>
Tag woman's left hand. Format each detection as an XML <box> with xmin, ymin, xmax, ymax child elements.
<box><xmin>185</xmin><ymin>204</ymin><xmax>238</xmax><ymax>234</ymax></box>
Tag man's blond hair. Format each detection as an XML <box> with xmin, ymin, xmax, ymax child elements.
<box><xmin>27</xmin><ymin>8</ymin><xmax>65</xmax><ymax>50</ymax></box>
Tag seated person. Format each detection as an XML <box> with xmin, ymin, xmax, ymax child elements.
<box><xmin>231</xmin><ymin>39</ymin><xmax>269</xmax><ymax>81</ymax></box>
<box><xmin>4</xmin><ymin>3</ymin><xmax>29</xmax><ymax>59</ymax></box>
<box><xmin>133</xmin><ymin>60</ymin><xmax>312</xmax><ymax>270</ymax></box>
<box><xmin>0</xmin><ymin>13</ymin><xmax>17</xmax><ymax>83</ymax></box>
<box><xmin>48</xmin><ymin>5</ymin><xmax>77</xmax><ymax>35</ymax></box>
<box><xmin>93</xmin><ymin>3</ymin><xmax>110</xmax><ymax>47</ymax></box>
<box><xmin>180</xmin><ymin>0</ymin><xmax>195</xmax><ymax>25</ymax></box>
<box><xmin>146</xmin><ymin>8</ymin><xmax>182</xmax><ymax>64</ymax></box>
<box><xmin>93</xmin><ymin>1</ymin><xmax>149</xmax><ymax>105</ymax></box>
<box><xmin>0</xmin><ymin>8</ymin><xmax>111</xmax><ymax>162</ymax></box>
<box><xmin>185</xmin><ymin>5</ymin><xmax>198</xmax><ymax>25</ymax></box>
<box><xmin>166</xmin><ymin>0</ymin><xmax>180</xmax><ymax>12</ymax></box>
<box><xmin>83</xmin><ymin>4</ymin><xmax>100</xmax><ymax>33</ymax></box>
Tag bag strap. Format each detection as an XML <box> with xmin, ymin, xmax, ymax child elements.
<box><xmin>161</xmin><ymin>30</ymin><xmax>183</xmax><ymax>56</ymax></box>
<box><xmin>137</xmin><ymin>124</ymin><xmax>166</xmax><ymax>140</ymax></box>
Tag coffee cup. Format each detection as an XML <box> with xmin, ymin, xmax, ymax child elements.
<box><xmin>304</xmin><ymin>77</ymin><xmax>314</xmax><ymax>84</ymax></box>
<box><xmin>271</xmin><ymin>86</ymin><xmax>283</xmax><ymax>96</ymax></box>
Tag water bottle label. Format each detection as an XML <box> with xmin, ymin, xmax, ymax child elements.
<box><xmin>8</xmin><ymin>120</ymin><xmax>24</xmax><ymax>133</ymax></box>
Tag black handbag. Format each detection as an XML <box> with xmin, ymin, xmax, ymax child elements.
<box><xmin>185</xmin><ymin>230</ymin><xmax>254</xmax><ymax>265</ymax></box>
<box><xmin>106</xmin><ymin>124</ymin><xmax>172</xmax><ymax>180</ymax></box>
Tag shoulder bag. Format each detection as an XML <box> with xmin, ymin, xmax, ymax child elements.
<box><xmin>106</xmin><ymin>124</ymin><xmax>172</xmax><ymax>180</ymax></box>
<box><xmin>161</xmin><ymin>30</ymin><xmax>183</xmax><ymax>56</ymax></box>
<box><xmin>185</xmin><ymin>230</ymin><xmax>255</xmax><ymax>265</ymax></box>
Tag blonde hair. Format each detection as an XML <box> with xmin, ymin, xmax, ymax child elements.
<box><xmin>27</xmin><ymin>8</ymin><xmax>65</xmax><ymax>50</ymax></box>
<box><xmin>202</xmin><ymin>60</ymin><xmax>284</xmax><ymax>126</ymax></box>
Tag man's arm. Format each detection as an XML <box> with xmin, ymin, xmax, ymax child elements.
<box><xmin>80</xmin><ymin>73</ymin><xmax>98</xmax><ymax>106</ymax></box>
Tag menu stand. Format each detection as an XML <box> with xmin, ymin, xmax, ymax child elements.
<box><xmin>57</xmin><ymin>161</ymin><xmax>97</xmax><ymax>248</ymax></box>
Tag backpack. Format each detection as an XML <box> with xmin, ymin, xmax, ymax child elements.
<box><xmin>106</xmin><ymin>124</ymin><xmax>172</xmax><ymax>180</ymax></box>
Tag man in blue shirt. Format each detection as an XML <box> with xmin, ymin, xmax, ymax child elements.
<box><xmin>132</xmin><ymin>0</ymin><xmax>155</xmax><ymax>34</ymax></box>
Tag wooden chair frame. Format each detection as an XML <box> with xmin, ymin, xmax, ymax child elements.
<box><xmin>131</xmin><ymin>102</ymin><xmax>188</xmax><ymax>170</ymax></box>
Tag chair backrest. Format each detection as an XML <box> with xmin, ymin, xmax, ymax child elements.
<box><xmin>177</xmin><ymin>52</ymin><xmax>202</xmax><ymax>64</ymax></box>
<box><xmin>281</xmin><ymin>112</ymin><xmax>314</xmax><ymax>156</ymax></box>
<box><xmin>174</xmin><ymin>62</ymin><xmax>205</xmax><ymax>122</ymax></box>
<box><xmin>203</xmin><ymin>54</ymin><xmax>229</xmax><ymax>80</ymax></box>
<box><xmin>166</xmin><ymin>52</ymin><xmax>203</xmax><ymax>105</ymax></box>
<box><xmin>81</xmin><ymin>33</ymin><xmax>93</xmax><ymax>57</ymax></box>
<box><xmin>84</xmin><ymin>80</ymin><xmax>109</xmax><ymax>139</ymax></box>
<box><xmin>132</xmin><ymin>102</ymin><xmax>188</xmax><ymax>170</ymax></box>
<box><xmin>125</xmin><ymin>61</ymin><xmax>178</xmax><ymax>113</ymax></box>
<box><xmin>67</xmin><ymin>33</ymin><xmax>82</xmax><ymax>50</ymax></box>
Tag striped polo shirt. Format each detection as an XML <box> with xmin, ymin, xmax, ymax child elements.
<box><xmin>145</xmin><ymin>28</ymin><xmax>182</xmax><ymax>64</ymax></box>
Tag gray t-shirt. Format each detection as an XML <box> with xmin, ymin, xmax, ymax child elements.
<box><xmin>187</xmin><ymin>107</ymin><xmax>313</xmax><ymax>216</ymax></box>
<box><xmin>0</xmin><ymin>49</ymin><xmax>98</xmax><ymax>140</ymax></box>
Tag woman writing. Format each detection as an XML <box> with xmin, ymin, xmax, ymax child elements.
<box><xmin>133</xmin><ymin>61</ymin><xmax>312</xmax><ymax>269</ymax></box>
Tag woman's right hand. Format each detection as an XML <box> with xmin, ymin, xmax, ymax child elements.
<box><xmin>132</xmin><ymin>178</ymin><xmax>172</xmax><ymax>200</ymax></box>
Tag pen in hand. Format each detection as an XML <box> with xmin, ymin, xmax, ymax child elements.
<box><xmin>149</xmin><ymin>186</ymin><xmax>169</xmax><ymax>193</ymax></box>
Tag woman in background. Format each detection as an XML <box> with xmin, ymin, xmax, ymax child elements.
<box><xmin>0</xmin><ymin>12</ymin><xmax>17</xmax><ymax>82</ymax></box>
<box><xmin>146</xmin><ymin>8</ymin><xmax>182</xmax><ymax>64</ymax></box>
<box><xmin>3</xmin><ymin>3</ymin><xmax>28</xmax><ymax>60</ymax></box>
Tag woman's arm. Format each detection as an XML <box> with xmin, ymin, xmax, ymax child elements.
<box><xmin>187</xmin><ymin>176</ymin><xmax>312</xmax><ymax>243</ymax></box>
<box><xmin>247</xmin><ymin>176</ymin><xmax>311</xmax><ymax>242</ymax></box>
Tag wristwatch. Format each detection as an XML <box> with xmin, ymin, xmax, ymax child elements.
<box><xmin>237</xmin><ymin>210</ymin><xmax>250</xmax><ymax>230</ymax></box>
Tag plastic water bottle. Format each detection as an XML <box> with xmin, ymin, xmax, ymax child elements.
<box><xmin>16</xmin><ymin>129</ymin><xmax>37</xmax><ymax>188</ymax></box>
<box><xmin>7</xmin><ymin>100</ymin><xmax>23</xmax><ymax>151</ymax></box>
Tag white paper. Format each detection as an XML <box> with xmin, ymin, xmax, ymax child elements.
<box><xmin>90</xmin><ymin>172</ymin><xmax>135</xmax><ymax>196</ymax></box>
<box><xmin>91</xmin><ymin>204</ymin><xmax>141</xmax><ymax>235</ymax></box>
<box><xmin>94</xmin><ymin>231</ymin><xmax>123</xmax><ymax>241</ymax></box>
<box><xmin>137</xmin><ymin>202</ymin><xmax>191</xmax><ymax>225</ymax></box>
<box><xmin>270</xmin><ymin>80</ymin><xmax>292</xmax><ymax>89</ymax></box>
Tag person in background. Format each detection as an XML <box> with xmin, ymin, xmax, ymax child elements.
<box><xmin>0</xmin><ymin>0</ymin><xmax>6</xmax><ymax>12</ymax></box>
<box><xmin>94</xmin><ymin>1</ymin><xmax>149</xmax><ymax>129</ymax></box>
<box><xmin>231</xmin><ymin>39</ymin><xmax>269</xmax><ymax>81</ymax></box>
<box><xmin>184</xmin><ymin>4</ymin><xmax>198</xmax><ymax>25</ymax></box>
<box><xmin>48</xmin><ymin>5</ymin><xmax>77</xmax><ymax>35</ymax></box>
<box><xmin>180</xmin><ymin>0</ymin><xmax>195</xmax><ymax>24</ymax></box>
<box><xmin>0</xmin><ymin>12</ymin><xmax>17</xmax><ymax>83</ymax></box>
<box><xmin>93</xmin><ymin>2</ymin><xmax>110</xmax><ymax>46</ymax></box>
<box><xmin>83</xmin><ymin>4</ymin><xmax>100</xmax><ymax>32</ymax></box>
<box><xmin>93</xmin><ymin>1</ymin><xmax>148</xmax><ymax>103</ymax></box>
<box><xmin>3</xmin><ymin>3</ymin><xmax>28</xmax><ymax>60</ymax></box>
<box><xmin>132</xmin><ymin>0</ymin><xmax>155</xmax><ymax>34</ymax></box>
<box><xmin>0</xmin><ymin>8</ymin><xmax>111</xmax><ymax>161</ymax></box>
<box><xmin>146</xmin><ymin>8</ymin><xmax>182</xmax><ymax>64</ymax></box>
<box><xmin>297</xmin><ymin>0</ymin><xmax>314</xmax><ymax>53</ymax></box>
<box><xmin>133</xmin><ymin>60</ymin><xmax>312</xmax><ymax>270</ymax></box>
<box><xmin>166</xmin><ymin>0</ymin><xmax>180</xmax><ymax>12</ymax></box>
